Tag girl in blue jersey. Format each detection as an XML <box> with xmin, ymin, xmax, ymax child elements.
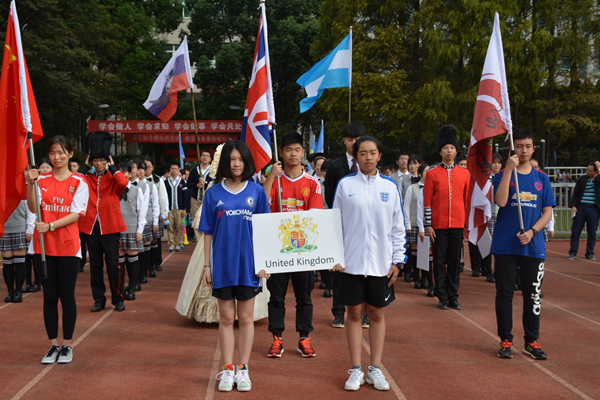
<box><xmin>199</xmin><ymin>141</ymin><xmax>270</xmax><ymax>392</ymax></box>
<box><xmin>331</xmin><ymin>136</ymin><xmax>406</xmax><ymax>392</ymax></box>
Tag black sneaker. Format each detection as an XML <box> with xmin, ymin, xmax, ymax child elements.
<box><xmin>438</xmin><ymin>300</ymin><xmax>448</xmax><ymax>310</ymax></box>
<box><xmin>332</xmin><ymin>315</ymin><xmax>344</xmax><ymax>328</ymax></box>
<box><xmin>523</xmin><ymin>342</ymin><xmax>547</xmax><ymax>359</ymax></box>
<box><xmin>486</xmin><ymin>274</ymin><xmax>495</xmax><ymax>283</ymax></box>
<box><xmin>498</xmin><ymin>340</ymin><xmax>513</xmax><ymax>358</ymax></box>
<box><xmin>426</xmin><ymin>287</ymin><xmax>435</xmax><ymax>297</ymax></box>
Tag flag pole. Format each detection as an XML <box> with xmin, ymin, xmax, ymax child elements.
<box><xmin>272</xmin><ymin>124</ymin><xmax>282</xmax><ymax>212</ymax></box>
<box><xmin>190</xmin><ymin>90</ymin><xmax>200</xmax><ymax>161</ymax></box>
<box><xmin>348</xmin><ymin>26</ymin><xmax>352</xmax><ymax>123</ymax></box>
<box><xmin>27</xmin><ymin>131</ymin><xmax>47</xmax><ymax>279</ymax></box>
<box><xmin>509</xmin><ymin>133</ymin><xmax>525</xmax><ymax>233</ymax></box>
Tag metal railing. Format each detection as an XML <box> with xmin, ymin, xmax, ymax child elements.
<box><xmin>552</xmin><ymin>183</ymin><xmax>575</xmax><ymax>234</ymax></box>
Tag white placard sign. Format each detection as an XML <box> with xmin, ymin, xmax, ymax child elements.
<box><xmin>252</xmin><ymin>209</ymin><xmax>345</xmax><ymax>274</ymax></box>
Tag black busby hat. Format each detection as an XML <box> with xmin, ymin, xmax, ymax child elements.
<box><xmin>437</xmin><ymin>125</ymin><xmax>459</xmax><ymax>153</ymax></box>
<box><xmin>88</xmin><ymin>131</ymin><xmax>112</xmax><ymax>160</ymax></box>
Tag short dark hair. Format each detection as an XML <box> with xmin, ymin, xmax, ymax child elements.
<box><xmin>455</xmin><ymin>155</ymin><xmax>467</xmax><ymax>164</ymax></box>
<box><xmin>321</xmin><ymin>159</ymin><xmax>331</xmax><ymax>172</ymax></box>
<box><xmin>182</xmin><ymin>169</ymin><xmax>189</xmax><ymax>174</ymax></box>
<box><xmin>280</xmin><ymin>132</ymin><xmax>303</xmax><ymax>149</ymax></box>
<box><xmin>353</xmin><ymin>135</ymin><xmax>381</xmax><ymax>156</ymax></box>
<box><xmin>408</xmin><ymin>154</ymin><xmax>420</xmax><ymax>165</ymax></box>
<box><xmin>396</xmin><ymin>151</ymin><xmax>409</xmax><ymax>160</ymax></box>
<box><xmin>118</xmin><ymin>161</ymin><xmax>131</xmax><ymax>173</ymax></box>
<box><xmin>512</xmin><ymin>128</ymin><xmax>535</xmax><ymax>143</ymax></box>
<box><xmin>590</xmin><ymin>162</ymin><xmax>598</xmax><ymax>172</ymax></box>
<box><xmin>137</xmin><ymin>161</ymin><xmax>146</xmax><ymax>170</ymax></box>
<box><xmin>492</xmin><ymin>152</ymin><xmax>503</xmax><ymax>163</ymax></box>
<box><xmin>201</xmin><ymin>150</ymin><xmax>212</xmax><ymax>157</ymax></box>
<box><xmin>37</xmin><ymin>158</ymin><xmax>52</xmax><ymax>169</ymax></box>
<box><xmin>342</xmin><ymin>121</ymin><xmax>366</xmax><ymax>138</ymax></box>
<box><xmin>170</xmin><ymin>163</ymin><xmax>180</xmax><ymax>168</ymax></box>
<box><xmin>143</xmin><ymin>156</ymin><xmax>155</xmax><ymax>165</ymax></box>
<box><xmin>217</xmin><ymin>140</ymin><xmax>256</xmax><ymax>182</ymax></box>
<box><xmin>70</xmin><ymin>156</ymin><xmax>80</xmax><ymax>164</ymax></box>
<box><xmin>418</xmin><ymin>163</ymin><xmax>429</xmax><ymax>177</ymax></box>
<box><xmin>163</xmin><ymin>169</ymin><xmax>170</xmax><ymax>175</ymax></box>
<box><xmin>47</xmin><ymin>135</ymin><xmax>73</xmax><ymax>157</ymax></box>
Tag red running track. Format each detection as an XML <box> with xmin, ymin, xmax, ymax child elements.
<box><xmin>0</xmin><ymin>240</ymin><xmax>599</xmax><ymax>400</ymax></box>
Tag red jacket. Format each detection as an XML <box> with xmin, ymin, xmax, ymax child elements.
<box><xmin>423</xmin><ymin>163</ymin><xmax>470</xmax><ymax>230</ymax></box>
<box><xmin>78</xmin><ymin>164</ymin><xmax>128</xmax><ymax>235</ymax></box>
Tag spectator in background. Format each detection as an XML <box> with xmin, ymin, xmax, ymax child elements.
<box><xmin>379</xmin><ymin>165</ymin><xmax>391</xmax><ymax>177</ymax></box>
<box><xmin>568</xmin><ymin>161</ymin><xmax>600</xmax><ymax>260</ymax></box>
<box><xmin>69</xmin><ymin>157</ymin><xmax>80</xmax><ymax>173</ymax></box>
<box><xmin>391</xmin><ymin>151</ymin><xmax>409</xmax><ymax>194</ymax></box>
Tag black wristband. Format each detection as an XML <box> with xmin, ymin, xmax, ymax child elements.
<box><xmin>530</xmin><ymin>228</ymin><xmax>538</xmax><ymax>237</ymax></box>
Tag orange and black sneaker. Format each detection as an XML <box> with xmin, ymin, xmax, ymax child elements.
<box><xmin>498</xmin><ymin>340</ymin><xmax>513</xmax><ymax>358</ymax></box>
<box><xmin>268</xmin><ymin>335</ymin><xmax>284</xmax><ymax>358</ymax></box>
<box><xmin>523</xmin><ymin>342</ymin><xmax>547</xmax><ymax>360</ymax></box>
<box><xmin>297</xmin><ymin>337</ymin><xmax>316</xmax><ymax>357</ymax></box>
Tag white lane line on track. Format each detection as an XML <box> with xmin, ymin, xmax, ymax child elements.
<box><xmin>11</xmin><ymin>254</ymin><xmax>175</xmax><ymax>400</ymax></box>
<box><xmin>546</xmin><ymin>249</ymin><xmax>599</xmax><ymax>265</ymax></box>
<box><xmin>543</xmin><ymin>299</ymin><xmax>600</xmax><ymax>328</ymax></box>
<box><xmin>11</xmin><ymin>308</ymin><xmax>114</xmax><ymax>400</ymax></box>
<box><xmin>205</xmin><ymin>338</ymin><xmax>221</xmax><ymax>400</ymax></box>
<box><xmin>450</xmin><ymin>309</ymin><xmax>593</xmax><ymax>400</ymax></box>
<box><xmin>362</xmin><ymin>337</ymin><xmax>407</xmax><ymax>399</ymax></box>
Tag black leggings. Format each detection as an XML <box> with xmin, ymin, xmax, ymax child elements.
<box><xmin>34</xmin><ymin>255</ymin><xmax>79</xmax><ymax>341</ymax></box>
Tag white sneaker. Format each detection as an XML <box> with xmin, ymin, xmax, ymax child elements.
<box><xmin>344</xmin><ymin>368</ymin><xmax>365</xmax><ymax>391</ymax></box>
<box><xmin>57</xmin><ymin>346</ymin><xmax>73</xmax><ymax>364</ymax></box>
<box><xmin>235</xmin><ymin>368</ymin><xmax>252</xmax><ymax>392</ymax></box>
<box><xmin>216</xmin><ymin>369</ymin><xmax>235</xmax><ymax>392</ymax></box>
<box><xmin>41</xmin><ymin>346</ymin><xmax>60</xmax><ymax>364</ymax></box>
<box><xmin>366</xmin><ymin>366</ymin><xmax>390</xmax><ymax>391</ymax></box>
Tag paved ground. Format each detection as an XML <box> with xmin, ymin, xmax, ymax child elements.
<box><xmin>1</xmin><ymin>240</ymin><xmax>599</xmax><ymax>400</ymax></box>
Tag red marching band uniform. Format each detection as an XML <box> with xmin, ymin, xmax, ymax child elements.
<box><xmin>423</xmin><ymin>164</ymin><xmax>470</xmax><ymax>229</ymax></box>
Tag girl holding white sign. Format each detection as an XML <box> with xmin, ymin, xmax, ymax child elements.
<box><xmin>331</xmin><ymin>136</ymin><xmax>406</xmax><ymax>392</ymax></box>
<box><xmin>199</xmin><ymin>141</ymin><xmax>270</xmax><ymax>392</ymax></box>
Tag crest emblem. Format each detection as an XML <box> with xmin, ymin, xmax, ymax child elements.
<box><xmin>380</xmin><ymin>190</ymin><xmax>389</xmax><ymax>203</ymax></box>
<box><xmin>246</xmin><ymin>196</ymin><xmax>255</xmax><ymax>207</ymax></box>
<box><xmin>128</xmin><ymin>198</ymin><xmax>133</xmax><ymax>203</ymax></box>
<box><xmin>69</xmin><ymin>186</ymin><xmax>76</xmax><ymax>194</ymax></box>
<box><xmin>534</xmin><ymin>181</ymin><xmax>543</xmax><ymax>191</ymax></box>
<box><xmin>278</xmin><ymin>215</ymin><xmax>319</xmax><ymax>254</ymax></box>
<box><xmin>301</xmin><ymin>187</ymin><xmax>311</xmax><ymax>197</ymax></box>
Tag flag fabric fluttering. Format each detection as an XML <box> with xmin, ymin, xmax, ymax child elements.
<box><xmin>466</xmin><ymin>12</ymin><xmax>513</xmax><ymax>244</ymax></box>
<box><xmin>314</xmin><ymin>120</ymin><xmax>324</xmax><ymax>153</ymax></box>
<box><xmin>296</xmin><ymin>34</ymin><xmax>352</xmax><ymax>114</ymax></box>
<box><xmin>0</xmin><ymin>0</ymin><xmax>44</xmax><ymax>237</ymax></box>
<box><xmin>240</xmin><ymin>2</ymin><xmax>276</xmax><ymax>174</ymax></box>
<box><xmin>143</xmin><ymin>36</ymin><xmax>193</xmax><ymax>123</ymax></box>
<box><xmin>179</xmin><ymin>132</ymin><xmax>185</xmax><ymax>169</ymax></box>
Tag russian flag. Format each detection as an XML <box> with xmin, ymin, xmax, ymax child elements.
<box><xmin>240</xmin><ymin>2</ymin><xmax>276</xmax><ymax>174</ymax></box>
<box><xmin>144</xmin><ymin>36</ymin><xmax>193</xmax><ymax>123</ymax></box>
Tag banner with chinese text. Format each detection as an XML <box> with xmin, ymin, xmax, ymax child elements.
<box><xmin>88</xmin><ymin>120</ymin><xmax>243</xmax><ymax>133</ymax></box>
<box><xmin>124</xmin><ymin>133</ymin><xmax>239</xmax><ymax>144</ymax></box>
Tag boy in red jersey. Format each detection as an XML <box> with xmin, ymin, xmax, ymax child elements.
<box><xmin>263</xmin><ymin>132</ymin><xmax>323</xmax><ymax>358</ymax></box>
<box><xmin>423</xmin><ymin>125</ymin><xmax>470</xmax><ymax>311</ymax></box>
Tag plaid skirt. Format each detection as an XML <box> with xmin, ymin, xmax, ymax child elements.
<box><xmin>0</xmin><ymin>232</ymin><xmax>28</xmax><ymax>251</ymax></box>
<box><xmin>153</xmin><ymin>216</ymin><xmax>164</xmax><ymax>239</ymax></box>
<box><xmin>142</xmin><ymin>222</ymin><xmax>154</xmax><ymax>243</ymax></box>
<box><xmin>120</xmin><ymin>233</ymin><xmax>144</xmax><ymax>251</ymax></box>
<box><xmin>407</xmin><ymin>226</ymin><xmax>420</xmax><ymax>244</ymax></box>
<box><xmin>487</xmin><ymin>215</ymin><xmax>497</xmax><ymax>235</ymax></box>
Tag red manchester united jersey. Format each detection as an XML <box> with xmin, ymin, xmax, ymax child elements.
<box><xmin>269</xmin><ymin>172</ymin><xmax>323</xmax><ymax>212</ymax></box>
<box><xmin>31</xmin><ymin>173</ymin><xmax>89</xmax><ymax>258</ymax></box>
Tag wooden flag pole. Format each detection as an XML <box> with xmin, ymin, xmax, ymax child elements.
<box><xmin>27</xmin><ymin>131</ymin><xmax>48</xmax><ymax>279</ymax></box>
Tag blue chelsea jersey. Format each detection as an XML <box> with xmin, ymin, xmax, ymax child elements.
<box><xmin>491</xmin><ymin>168</ymin><xmax>555</xmax><ymax>259</ymax></box>
<box><xmin>198</xmin><ymin>181</ymin><xmax>270</xmax><ymax>289</ymax></box>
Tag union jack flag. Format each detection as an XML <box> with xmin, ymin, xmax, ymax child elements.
<box><xmin>240</xmin><ymin>2</ymin><xmax>275</xmax><ymax>173</ymax></box>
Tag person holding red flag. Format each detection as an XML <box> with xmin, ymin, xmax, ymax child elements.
<box><xmin>26</xmin><ymin>136</ymin><xmax>89</xmax><ymax>364</ymax></box>
<box><xmin>0</xmin><ymin>0</ymin><xmax>43</xmax><ymax>237</ymax></box>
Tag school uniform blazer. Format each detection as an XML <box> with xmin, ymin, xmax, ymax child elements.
<box><xmin>187</xmin><ymin>165</ymin><xmax>213</xmax><ymax>201</ymax></box>
<box><xmin>570</xmin><ymin>174</ymin><xmax>600</xmax><ymax>209</ymax></box>
<box><xmin>324</xmin><ymin>154</ymin><xmax>350</xmax><ymax>208</ymax></box>
<box><xmin>77</xmin><ymin>164</ymin><xmax>128</xmax><ymax>235</ymax></box>
<box><xmin>165</xmin><ymin>177</ymin><xmax>190</xmax><ymax>212</ymax></box>
<box><xmin>333</xmin><ymin>170</ymin><xmax>407</xmax><ymax>276</ymax></box>
<box><xmin>423</xmin><ymin>163</ymin><xmax>470</xmax><ymax>230</ymax></box>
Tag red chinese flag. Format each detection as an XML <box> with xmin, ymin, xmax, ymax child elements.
<box><xmin>0</xmin><ymin>1</ymin><xmax>44</xmax><ymax>236</ymax></box>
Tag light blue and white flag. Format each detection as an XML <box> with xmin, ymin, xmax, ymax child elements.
<box><xmin>297</xmin><ymin>33</ymin><xmax>352</xmax><ymax>113</ymax></box>
<box><xmin>178</xmin><ymin>132</ymin><xmax>185</xmax><ymax>169</ymax></box>
<box><xmin>314</xmin><ymin>120</ymin><xmax>324</xmax><ymax>153</ymax></box>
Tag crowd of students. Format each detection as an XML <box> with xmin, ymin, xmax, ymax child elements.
<box><xmin>1</xmin><ymin>123</ymin><xmax>556</xmax><ymax>392</ymax></box>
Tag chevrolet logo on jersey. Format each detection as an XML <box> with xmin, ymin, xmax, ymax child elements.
<box><xmin>512</xmin><ymin>192</ymin><xmax>538</xmax><ymax>202</ymax></box>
